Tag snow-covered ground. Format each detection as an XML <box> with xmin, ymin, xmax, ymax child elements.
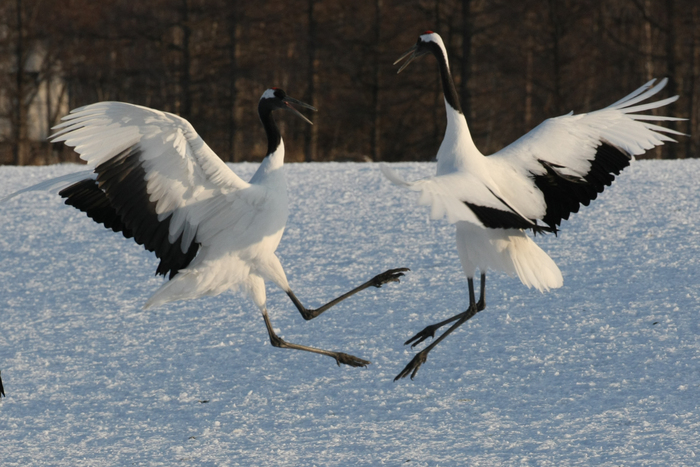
<box><xmin>0</xmin><ymin>160</ymin><xmax>698</xmax><ymax>466</ymax></box>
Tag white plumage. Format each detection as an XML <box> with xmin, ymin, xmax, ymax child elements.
<box><xmin>386</xmin><ymin>32</ymin><xmax>683</xmax><ymax>380</ymax></box>
<box><xmin>51</xmin><ymin>101</ymin><xmax>279</xmax><ymax>307</ymax></box>
<box><xmin>3</xmin><ymin>88</ymin><xmax>407</xmax><ymax>368</ymax></box>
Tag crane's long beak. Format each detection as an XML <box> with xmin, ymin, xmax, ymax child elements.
<box><xmin>283</xmin><ymin>96</ymin><xmax>317</xmax><ymax>125</ymax></box>
<box><xmin>394</xmin><ymin>44</ymin><xmax>426</xmax><ymax>74</ymax></box>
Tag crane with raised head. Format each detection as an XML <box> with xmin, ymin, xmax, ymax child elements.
<box><xmin>383</xmin><ymin>31</ymin><xmax>683</xmax><ymax>381</ymax></box>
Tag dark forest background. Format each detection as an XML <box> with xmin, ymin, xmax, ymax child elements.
<box><xmin>1</xmin><ymin>0</ymin><xmax>698</xmax><ymax>165</ymax></box>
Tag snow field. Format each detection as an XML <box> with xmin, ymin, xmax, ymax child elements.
<box><xmin>0</xmin><ymin>160</ymin><xmax>698</xmax><ymax>465</ymax></box>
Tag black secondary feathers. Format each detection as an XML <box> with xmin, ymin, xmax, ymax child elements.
<box><xmin>461</xmin><ymin>142</ymin><xmax>630</xmax><ymax>234</ymax></box>
<box><xmin>59</xmin><ymin>146</ymin><xmax>200</xmax><ymax>279</ymax></box>
<box><xmin>532</xmin><ymin>142</ymin><xmax>632</xmax><ymax>230</ymax></box>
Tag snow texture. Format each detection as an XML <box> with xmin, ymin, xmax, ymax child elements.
<box><xmin>1</xmin><ymin>160</ymin><xmax>699</xmax><ymax>466</ymax></box>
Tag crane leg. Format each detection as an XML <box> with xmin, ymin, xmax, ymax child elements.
<box><xmin>394</xmin><ymin>273</ymin><xmax>486</xmax><ymax>381</ymax></box>
<box><xmin>261</xmin><ymin>308</ymin><xmax>370</xmax><ymax>368</ymax></box>
<box><xmin>403</xmin><ymin>273</ymin><xmax>485</xmax><ymax>348</ymax></box>
<box><xmin>286</xmin><ymin>267</ymin><xmax>409</xmax><ymax>321</ymax></box>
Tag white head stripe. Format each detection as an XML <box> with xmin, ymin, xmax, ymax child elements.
<box><xmin>261</xmin><ymin>89</ymin><xmax>277</xmax><ymax>100</ymax></box>
<box><xmin>420</xmin><ymin>32</ymin><xmax>448</xmax><ymax>68</ymax></box>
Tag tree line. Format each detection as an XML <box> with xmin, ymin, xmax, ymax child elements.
<box><xmin>1</xmin><ymin>0</ymin><xmax>698</xmax><ymax>165</ymax></box>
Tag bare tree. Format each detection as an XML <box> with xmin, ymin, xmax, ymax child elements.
<box><xmin>0</xmin><ymin>0</ymin><xmax>697</xmax><ymax>165</ymax></box>
<box><xmin>12</xmin><ymin>0</ymin><xmax>28</xmax><ymax>165</ymax></box>
<box><xmin>304</xmin><ymin>0</ymin><xmax>319</xmax><ymax>162</ymax></box>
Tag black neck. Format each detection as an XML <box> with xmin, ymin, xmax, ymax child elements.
<box><xmin>428</xmin><ymin>42</ymin><xmax>463</xmax><ymax>114</ymax></box>
<box><xmin>258</xmin><ymin>103</ymin><xmax>282</xmax><ymax>156</ymax></box>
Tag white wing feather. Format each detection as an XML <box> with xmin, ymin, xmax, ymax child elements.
<box><xmin>492</xmin><ymin>78</ymin><xmax>683</xmax><ymax>177</ymax></box>
<box><xmin>381</xmin><ymin>164</ymin><xmax>511</xmax><ymax>226</ymax></box>
<box><xmin>51</xmin><ymin>102</ymin><xmax>263</xmax><ymax>250</ymax></box>
<box><xmin>486</xmin><ymin>78</ymin><xmax>683</xmax><ymax>217</ymax></box>
<box><xmin>384</xmin><ymin>79</ymin><xmax>683</xmax><ymax>227</ymax></box>
<box><xmin>0</xmin><ymin>169</ymin><xmax>94</xmax><ymax>204</ymax></box>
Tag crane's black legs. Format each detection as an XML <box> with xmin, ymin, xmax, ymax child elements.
<box><xmin>268</xmin><ymin>267</ymin><xmax>408</xmax><ymax>369</ymax></box>
<box><xmin>395</xmin><ymin>273</ymin><xmax>486</xmax><ymax>381</ymax></box>
<box><xmin>286</xmin><ymin>268</ymin><xmax>409</xmax><ymax>321</ymax></box>
<box><xmin>261</xmin><ymin>308</ymin><xmax>370</xmax><ymax>367</ymax></box>
<box><xmin>404</xmin><ymin>273</ymin><xmax>486</xmax><ymax>348</ymax></box>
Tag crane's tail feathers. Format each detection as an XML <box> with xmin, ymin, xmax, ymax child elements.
<box><xmin>0</xmin><ymin>170</ymin><xmax>94</xmax><ymax>204</ymax></box>
<box><xmin>144</xmin><ymin>278</ymin><xmax>193</xmax><ymax>310</ymax></box>
<box><xmin>508</xmin><ymin>235</ymin><xmax>563</xmax><ymax>293</ymax></box>
<box><xmin>144</xmin><ymin>271</ymin><xmax>203</xmax><ymax>309</ymax></box>
<box><xmin>143</xmin><ymin>267</ymin><xmax>236</xmax><ymax>309</ymax></box>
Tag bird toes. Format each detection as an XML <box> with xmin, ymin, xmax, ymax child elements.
<box><xmin>333</xmin><ymin>352</ymin><xmax>371</xmax><ymax>368</ymax></box>
<box><xmin>394</xmin><ymin>351</ymin><xmax>428</xmax><ymax>382</ymax></box>
<box><xmin>404</xmin><ymin>327</ymin><xmax>436</xmax><ymax>347</ymax></box>
<box><xmin>371</xmin><ymin>267</ymin><xmax>410</xmax><ymax>288</ymax></box>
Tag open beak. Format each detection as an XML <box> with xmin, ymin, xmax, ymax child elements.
<box><xmin>394</xmin><ymin>44</ymin><xmax>426</xmax><ymax>74</ymax></box>
<box><xmin>283</xmin><ymin>96</ymin><xmax>317</xmax><ymax>125</ymax></box>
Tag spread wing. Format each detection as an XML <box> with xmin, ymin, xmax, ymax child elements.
<box><xmin>383</xmin><ymin>79</ymin><xmax>682</xmax><ymax>233</ymax></box>
<box><xmin>49</xmin><ymin>102</ymin><xmax>263</xmax><ymax>278</ymax></box>
<box><xmin>380</xmin><ymin>165</ymin><xmax>544</xmax><ymax>231</ymax></box>
<box><xmin>489</xmin><ymin>78</ymin><xmax>683</xmax><ymax>230</ymax></box>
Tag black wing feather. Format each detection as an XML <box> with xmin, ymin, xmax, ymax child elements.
<box><xmin>464</xmin><ymin>189</ymin><xmax>555</xmax><ymax>234</ymax></box>
<box><xmin>59</xmin><ymin>146</ymin><xmax>200</xmax><ymax>279</ymax></box>
<box><xmin>533</xmin><ymin>142</ymin><xmax>631</xmax><ymax>230</ymax></box>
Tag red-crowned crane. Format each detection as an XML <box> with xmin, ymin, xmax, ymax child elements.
<box><xmin>383</xmin><ymin>32</ymin><xmax>684</xmax><ymax>381</ymax></box>
<box><xmin>3</xmin><ymin>88</ymin><xmax>408</xmax><ymax>368</ymax></box>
